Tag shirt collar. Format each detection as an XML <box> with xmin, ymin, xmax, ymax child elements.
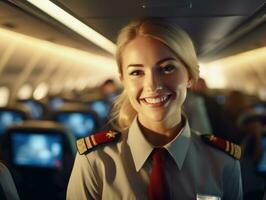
<box><xmin>127</xmin><ymin>117</ymin><xmax>154</xmax><ymax>172</ymax></box>
<box><xmin>127</xmin><ymin>116</ymin><xmax>191</xmax><ymax>172</ymax></box>
<box><xmin>165</xmin><ymin>119</ymin><xmax>191</xmax><ymax>170</ymax></box>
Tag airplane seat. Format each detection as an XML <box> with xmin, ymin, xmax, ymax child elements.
<box><xmin>0</xmin><ymin>161</ymin><xmax>20</xmax><ymax>200</ymax></box>
<box><xmin>238</xmin><ymin>107</ymin><xmax>266</xmax><ymax>200</ymax></box>
<box><xmin>0</xmin><ymin>120</ymin><xmax>76</xmax><ymax>200</ymax></box>
<box><xmin>50</xmin><ymin>102</ymin><xmax>101</xmax><ymax>139</ymax></box>
<box><xmin>0</xmin><ymin>106</ymin><xmax>29</xmax><ymax>130</ymax></box>
<box><xmin>0</xmin><ymin>106</ymin><xmax>29</xmax><ymax>149</ymax></box>
<box><xmin>263</xmin><ymin>189</ymin><xmax>266</xmax><ymax>200</ymax></box>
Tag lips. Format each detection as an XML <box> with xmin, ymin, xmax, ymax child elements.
<box><xmin>140</xmin><ymin>94</ymin><xmax>171</xmax><ymax>107</ymax></box>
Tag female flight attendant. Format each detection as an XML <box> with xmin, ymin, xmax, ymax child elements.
<box><xmin>67</xmin><ymin>18</ymin><xmax>242</xmax><ymax>200</ymax></box>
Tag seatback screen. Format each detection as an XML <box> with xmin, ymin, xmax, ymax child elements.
<box><xmin>48</xmin><ymin>97</ymin><xmax>64</xmax><ymax>110</ymax></box>
<box><xmin>24</xmin><ymin>100</ymin><xmax>44</xmax><ymax>119</ymax></box>
<box><xmin>257</xmin><ymin>136</ymin><xmax>266</xmax><ymax>173</ymax></box>
<box><xmin>90</xmin><ymin>100</ymin><xmax>110</xmax><ymax>120</ymax></box>
<box><xmin>0</xmin><ymin>111</ymin><xmax>24</xmax><ymax>135</ymax></box>
<box><xmin>11</xmin><ymin>133</ymin><xmax>63</xmax><ymax>168</ymax></box>
<box><xmin>56</xmin><ymin>112</ymin><xmax>96</xmax><ymax>138</ymax></box>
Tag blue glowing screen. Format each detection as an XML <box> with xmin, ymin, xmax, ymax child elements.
<box><xmin>11</xmin><ymin>133</ymin><xmax>63</xmax><ymax>168</ymax></box>
<box><xmin>49</xmin><ymin>98</ymin><xmax>64</xmax><ymax>110</ymax></box>
<box><xmin>257</xmin><ymin>137</ymin><xmax>266</xmax><ymax>173</ymax></box>
<box><xmin>56</xmin><ymin>112</ymin><xmax>96</xmax><ymax>138</ymax></box>
<box><xmin>90</xmin><ymin>100</ymin><xmax>110</xmax><ymax>119</ymax></box>
<box><xmin>0</xmin><ymin>111</ymin><xmax>24</xmax><ymax>135</ymax></box>
<box><xmin>25</xmin><ymin>100</ymin><xmax>44</xmax><ymax>119</ymax></box>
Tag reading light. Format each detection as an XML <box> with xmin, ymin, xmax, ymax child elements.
<box><xmin>26</xmin><ymin>0</ymin><xmax>116</xmax><ymax>55</ymax></box>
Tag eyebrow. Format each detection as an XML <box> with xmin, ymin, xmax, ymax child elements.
<box><xmin>157</xmin><ymin>57</ymin><xmax>176</xmax><ymax>65</ymax></box>
<box><xmin>127</xmin><ymin>57</ymin><xmax>176</xmax><ymax>68</ymax></box>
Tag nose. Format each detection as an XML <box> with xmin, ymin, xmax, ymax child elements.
<box><xmin>144</xmin><ymin>70</ymin><xmax>162</xmax><ymax>92</ymax></box>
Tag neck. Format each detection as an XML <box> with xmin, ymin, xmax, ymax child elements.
<box><xmin>137</xmin><ymin>115</ymin><xmax>184</xmax><ymax>146</ymax></box>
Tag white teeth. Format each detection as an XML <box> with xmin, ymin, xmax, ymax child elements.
<box><xmin>144</xmin><ymin>96</ymin><xmax>168</xmax><ymax>104</ymax></box>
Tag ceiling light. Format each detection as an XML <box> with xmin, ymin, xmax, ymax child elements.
<box><xmin>26</xmin><ymin>0</ymin><xmax>116</xmax><ymax>55</ymax></box>
<box><xmin>140</xmin><ymin>0</ymin><xmax>192</xmax><ymax>8</ymax></box>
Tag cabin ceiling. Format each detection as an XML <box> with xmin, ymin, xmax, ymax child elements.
<box><xmin>0</xmin><ymin>0</ymin><xmax>114</xmax><ymax>58</ymax></box>
<box><xmin>0</xmin><ymin>0</ymin><xmax>265</xmax><ymax>99</ymax></box>
<box><xmin>2</xmin><ymin>0</ymin><xmax>265</xmax><ymax>62</ymax></box>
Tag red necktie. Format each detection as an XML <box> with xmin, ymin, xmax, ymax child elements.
<box><xmin>148</xmin><ymin>148</ymin><xmax>170</xmax><ymax>200</ymax></box>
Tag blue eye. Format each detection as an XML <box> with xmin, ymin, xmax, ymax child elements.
<box><xmin>161</xmin><ymin>65</ymin><xmax>176</xmax><ymax>74</ymax></box>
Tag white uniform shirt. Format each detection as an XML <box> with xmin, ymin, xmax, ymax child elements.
<box><xmin>67</xmin><ymin>117</ymin><xmax>242</xmax><ymax>200</ymax></box>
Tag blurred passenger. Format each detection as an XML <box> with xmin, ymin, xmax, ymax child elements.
<box><xmin>224</xmin><ymin>91</ymin><xmax>252</xmax><ymax>123</ymax></box>
<box><xmin>101</xmin><ymin>79</ymin><xmax>117</xmax><ymax>95</ymax></box>
<box><xmin>100</xmin><ymin>79</ymin><xmax>121</xmax><ymax>102</ymax></box>
<box><xmin>183</xmin><ymin>89</ymin><xmax>212</xmax><ymax>134</ymax></box>
<box><xmin>238</xmin><ymin>111</ymin><xmax>266</xmax><ymax>200</ymax></box>
<box><xmin>223</xmin><ymin>91</ymin><xmax>253</xmax><ymax>143</ymax></box>
<box><xmin>192</xmin><ymin>78</ymin><xmax>239</xmax><ymax>142</ymax></box>
<box><xmin>191</xmin><ymin>77</ymin><xmax>208</xmax><ymax>95</ymax></box>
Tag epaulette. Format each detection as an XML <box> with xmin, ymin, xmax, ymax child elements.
<box><xmin>76</xmin><ymin>130</ymin><xmax>121</xmax><ymax>155</ymax></box>
<box><xmin>201</xmin><ymin>134</ymin><xmax>241</xmax><ymax>160</ymax></box>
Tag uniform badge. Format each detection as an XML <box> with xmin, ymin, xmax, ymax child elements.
<box><xmin>76</xmin><ymin>130</ymin><xmax>121</xmax><ymax>155</ymax></box>
<box><xmin>197</xmin><ymin>194</ymin><xmax>221</xmax><ymax>200</ymax></box>
<box><xmin>106</xmin><ymin>131</ymin><xmax>115</xmax><ymax>139</ymax></box>
<box><xmin>201</xmin><ymin>134</ymin><xmax>241</xmax><ymax>159</ymax></box>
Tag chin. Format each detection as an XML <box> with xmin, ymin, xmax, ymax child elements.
<box><xmin>140</xmin><ymin>112</ymin><xmax>169</xmax><ymax>124</ymax></box>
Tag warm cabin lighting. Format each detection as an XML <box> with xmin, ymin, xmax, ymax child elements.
<box><xmin>0</xmin><ymin>87</ymin><xmax>10</xmax><ymax>106</ymax></box>
<box><xmin>200</xmin><ymin>47</ymin><xmax>266</xmax><ymax>99</ymax></box>
<box><xmin>258</xmin><ymin>88</ymin><xmax>266</xmax><ymax>101</ymax></box>
<box><xmin>76</xmin><ymin>79</ymin><xmax>87</xmax><ymax>91</ymax></box>
<box><xmin>0</xmin><ymin>27</ymin><xmax>118</xmax><ymax>89</ymax></box>
<box><xmin>33</xmin><ymin>83</ymin><xmax>48</xmax><ymax>100</ymax></box>
<box><xmin>17</xmin><ymin>84</ymin><xmax>32</xmax><ymax>100</ymax></box>
<box><xmin>199</xmin><ymin>62</ymin><xmax>227</xmax><ymax>88</ymax></box>
<box><xmin>26</xmin><ymin>0</ymin><xmax>116</xmax><ymax>54</ymax></box>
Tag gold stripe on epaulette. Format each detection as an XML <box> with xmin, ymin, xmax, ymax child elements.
<box><xmin>230</xmin><ymin>142</ymin><xmax>234</xmax><ymax>155</ymax></box>
<box><xmin>77</xmin><ymin>138</ymin><xmax>87</xmax><ymax>154</ymax></box>
<box><xmin>233</xmin><ymin>144</ymin><xmax>241</xmax><ymax>160</ymax></box>
<box><xmin>226</xmin><ymin>141</ymin><xmax>230</xmax><ymax>152</ymax></box>
<box><xmin>201</xmin><ymin>134</ymin><xmax>241</xmax><ymax>160</ymax></box>
<box><xmin>91</xmin><ymin>135</ymin><xmax>97</xmax><ymax>146</ymax></box>
<box><xmin>85</xmin><ymin>137</ymin><xmax>93</xmax><ymax>149</ymax></box>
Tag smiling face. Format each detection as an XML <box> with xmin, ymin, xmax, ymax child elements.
<box><xmin>120</xmin><ymin>36</ymin><xmax>192</xmax><ymax>129</ymax></box>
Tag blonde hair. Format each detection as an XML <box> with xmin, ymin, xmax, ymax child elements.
<box><xmin>110</xmin><ymin>18</ymin><xmax>199</xmax><ymax>131</ymax></box>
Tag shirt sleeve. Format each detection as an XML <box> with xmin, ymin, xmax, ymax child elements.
<box><xmin>223</xmin><ymin>159</ymin><xmax>243</xmax><ymax>200</ymax></box>
<box><xmin>67</xmin><ymin>153</ymin><xmax>101</xmax><ymax>200</ymax></box>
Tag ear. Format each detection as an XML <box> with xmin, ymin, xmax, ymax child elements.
<box><xmin>187</xmin><ymin>79</ymin><xmax>193</xmax><ymax>88</ymax></box>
